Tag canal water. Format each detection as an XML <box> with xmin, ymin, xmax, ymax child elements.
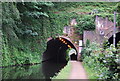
<box><xmin>2</xmin><ymin>61</ymin><xmax>67</xmax><ymax>80</ymax></box>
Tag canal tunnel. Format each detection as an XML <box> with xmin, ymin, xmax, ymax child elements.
<box><xmin>42</xmin><ymin>37</ymin><xmax>78</xmax><ymax>63</ymax></box>
<box><xmin>108</xmin><ymin>32</ymin><xmax>120</xmax><ymax>47</ymax></box>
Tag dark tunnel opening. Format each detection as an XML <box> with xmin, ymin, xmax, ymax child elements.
<box><xmin>108</xmin><ymin>32</ymin><xmax>120</xmax><ymax>47</ymax></box>
<box><xmin>42</xmin><ymin>37</ymin><xmax>78</xmax><ymax>79</ymax></box>
<box><xmin>70</xmin><ymin>53</ymin><xmax>77</xmax><ymax>60</ymax></box>
<box><xmin>42</xmin><ymin>37</ymin><xmax>78</xmax><ymax>63</ymax></box>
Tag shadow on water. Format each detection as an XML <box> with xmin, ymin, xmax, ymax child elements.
<box><xmin>42</xmin><ymin>60</ymin><xmax>67</xmax><ymax>80</ymax></box>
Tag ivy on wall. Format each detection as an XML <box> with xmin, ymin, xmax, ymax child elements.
<box><xmin>1</xmin><ymin>2</ymin><xmax>119</xmax><ymax>66</ymax></box>
<box><xmin>2</xmin><ymin>2</ymin><xmax>63</xmax><ymax>66</ymax></box>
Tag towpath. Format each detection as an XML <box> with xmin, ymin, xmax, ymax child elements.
<box><xmin>69</xmin><ymin>61</ymin><xmax>88</xmax><ymax>79</ymax></box>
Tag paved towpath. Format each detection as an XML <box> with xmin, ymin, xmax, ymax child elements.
<box><xmin>69</xmin><ymin>61</ymin><xmax>88</xmax><ymax>79</ymax></box>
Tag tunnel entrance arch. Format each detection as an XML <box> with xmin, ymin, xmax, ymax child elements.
<box><xmin>67</xmin><ymin>48</ymin><xmax>77</xmax><ymax>60</ymax></box>
<box><xmin>42</xmin><ymin>36</ymin><xmax>78</xmax><ymax>63</ymax></box>
<box><xmin>108</xmin><ymin>32</ymin><xmax>120</xmax><ymax>47</ymax></box>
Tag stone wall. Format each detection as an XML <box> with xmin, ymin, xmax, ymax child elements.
<box><xmin>83</xmin><ymin>16</ymin><xmax>119</xmax><ymax>45</ymax></box>
<box><xmin>63</xmin><ymin>19</ymin><xmax>82</xmax><ymax>55</ymax></box>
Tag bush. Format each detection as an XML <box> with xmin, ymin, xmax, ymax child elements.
<box><xmin>2</xmin><ymin>43</ymin><xmax>41</xmax><ymax>66</ymax></box>
<box><xmin>81</xmin><ymin>42</ymin><xmax>120</xmax><ymax>80</ymax></box>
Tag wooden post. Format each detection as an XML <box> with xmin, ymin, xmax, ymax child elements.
<box><xmin>113</xmin><ymin>11</ymin><xmax>116</xmax><ymax>46</ymax></box>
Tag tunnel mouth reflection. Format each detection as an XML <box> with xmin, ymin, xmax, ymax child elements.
<box><xmin>42</xmin><ymin>61</ymin><xmax>67</xmax><ymax>79</ymax></box>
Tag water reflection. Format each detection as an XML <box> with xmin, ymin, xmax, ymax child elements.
<box><xmin>2</xmin><ymin>61</ymin><xmax>67</xmax><ymax>80</ymax></box>
<box><xmin>2</xmin><ymin>64</ymin><xmax>44</xmax><ymax>79</ymax></box>
<box><xmin>42</xmin><ymin>60</ymin><xmax>67</xmax><ymax>79</ymax></box>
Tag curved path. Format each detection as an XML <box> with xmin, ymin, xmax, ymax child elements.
<box><xmin>69</xmin><ymin>61</ymin><xmax>88</xmax><ymax>79</ymax></box>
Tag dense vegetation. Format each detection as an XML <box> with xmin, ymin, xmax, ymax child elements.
<box><xmin>81</xmin><ymin>41</ymin><xmax>120</xmax><ymax>80</ymax></box>
<box><xmin>53</xmin><ymin>2</ymin><xmax>119</xmax><ymax>34</ymax></box>
<box><xmin>1</xmin><ymin>2</ymin><xmax>119</xmax><ymax>67</ymax></box>
<box><xmin>2</xmin><ymin>2</ymin><xmax>63</xmax><ymax>66</ymax></box>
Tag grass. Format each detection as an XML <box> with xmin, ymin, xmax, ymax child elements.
<box><xmin>83</xmin><ymin>63</ymin><xmax>99</xmax><ymax>80</ymax></box>
<box><xmin>52</xmin><ymin>61</ymin><xmax>71</xmax><ymax>79</ymax></box>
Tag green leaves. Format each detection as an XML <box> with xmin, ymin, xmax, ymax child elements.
<box><xmin>76</xmin><ymin>15</ymin><xmax>95</xmax><ymax>34</ymax></box>
<box><xmin>24</xmin><ymin>11</ymin><xmax>49</xmax><ymax>18</ymax></box>
<box><xmin>37</xmin><ymin>2</ymin><xmax>54</xmax><ymax>7</ymax></box>
<box><xmin>21</xmin><ymin>2</ymin><xmax>54</xmax><ymax>21</ymax></box>
<box><xmin>82</xmin><ymin>42</ymin><xmax>120</xmax><ymax>79</ymax></box>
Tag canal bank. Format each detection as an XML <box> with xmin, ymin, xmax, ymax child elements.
<box><xmin>53</xmin><ymin>61</ymin><xmax>88</xmax><ymax>79</ymax></box>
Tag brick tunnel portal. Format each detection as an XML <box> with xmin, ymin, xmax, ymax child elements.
<box><xmin>42</xmin><ymin>37</ymin><xmax>78</xmax><ymax>63</ymax></box>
